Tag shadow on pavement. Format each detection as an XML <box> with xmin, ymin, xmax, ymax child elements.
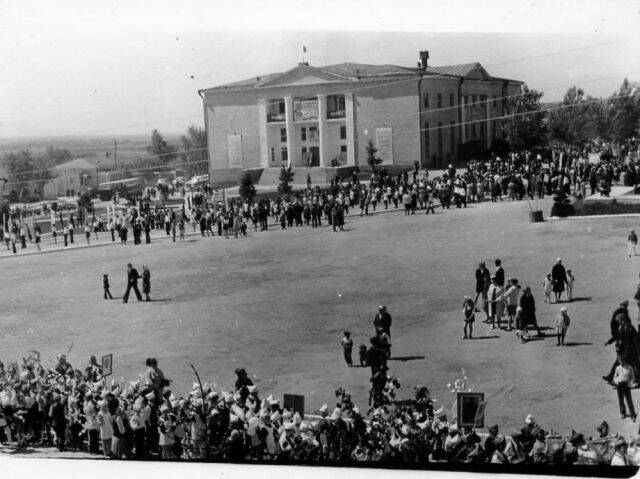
<box><xmin>563</xmin><ymin>342</ymin><xmax>594</xmax><ymax>347</ymax></box>
<box><xmin>389</xmin><ymin>355</ymin><xmax>426</xmax><ymax>362</ymax></box>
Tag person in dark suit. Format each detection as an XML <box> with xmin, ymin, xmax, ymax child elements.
<box><xmin>519</xmin><ymin>287</ymin><xmax>542</xmax><ymax>336</ymax></box>
<box><xmin>142</xmin><ymin>265</ymin><xmax>151</xmax><ymax>302</ymax></box>
<box><xmin>494</xmin><ymin>259</ymin><xmax>505</xmax><ymax>287</ymax></box>
<box><xmin>551</xmin><ymin>258</ymin><xmax>567</xmax><ymax>303</ymax></box>
<box><xmin>474</xmin><ymin>262</ymin><xmax>491</xmax><ymax>313</ymax></box>
<box><xmin>123</xmin><ymin>263</ymin><xmax>142</xmax><ymax>303</ymax></box>
<box><xmin>373</xmin><ymin>305</ymin><xmax>392</xmax><ymax>336</ymax></box>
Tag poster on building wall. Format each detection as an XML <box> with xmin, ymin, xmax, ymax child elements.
<box><xmin>376</xmin><ymin>128</ymin><xmax>393</xmax><ymax>164</ymax></box>
<box><xmin>228</xmin><ymin>134</ymin><xmax>243</xmax><ymax>168</ymax></box>
<box><xmin>293</xmin><ymin>99</ymin><xmax>318</xmax><ymax>121</ymax></box>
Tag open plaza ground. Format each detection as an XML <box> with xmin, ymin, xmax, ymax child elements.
<box><xmin>2</xmin><ymin>197</ymin><xmax>640</xmax><ymax>446</ymax></box>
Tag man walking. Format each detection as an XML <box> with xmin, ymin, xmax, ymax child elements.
<box><xmin>374</xmin><ymin>305</ymin><xmax>392</xmax><ymax>337</ymax></box>
<box><xmin>123</xmin><ymin>263</ymin><xmax>143</xmax><ymax>303</ymax></box>
<box><xmin>628</xmin><ymin>229</ymin><xmax>638</xmax><ymax>257</ymax></box>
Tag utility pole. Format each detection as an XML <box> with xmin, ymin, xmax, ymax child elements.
<box><xmin>114</xmin><ymin>140</ymin><xmax>117</xmax><ymax>172</ymax></box>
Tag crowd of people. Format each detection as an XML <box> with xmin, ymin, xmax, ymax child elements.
<box><xmin>0</xmin><ymin>352</ymin><xmax>636</xmax><ymax>467</ymax></box>
<box><xmin>2</xmin><ymin>138</ymin><xmax>640</xmax><ymax>256</ymax></box>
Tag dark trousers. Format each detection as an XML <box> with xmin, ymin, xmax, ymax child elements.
<box><xmin>111</xmin><ymin>229</ymin><xmax>115</xmax><ymax>242</ymax></box>
<box><xmin>64</xmin><ymin>234</ymin><xmax>68</xmax><ymax>247</ymax></box>
<box><xmin>617</xmin><ymin>383</ymin><xmax>636</xmax><ymax>417</ymax></box>
<box><xmin>69</xmin><ymin>231</ymin><xmax>74</xmax><ymax>243</ymax></box>
<box><xmin>145</xmin><ymin>230</ymin><xmax>151</xmax><ymax>243</ymax></box>
<box><xmin>134</xmin><ymin>428</ymin><xmax>146</xmax><ymax>458</ymax></box>
<box><xmin>123</xmin><ymin>282</ymin><xmax>142</xmax><ymax>302</ymax></box>
<box><xmin>88</xmin><ymin>429</ymin><xmax>100</xmax><ymax>454</ymax></box>
<box><xmin>557</xmin><ymin>332</ymin><xmax>565</xmax><ymax>345</ymax></box>
<box><xmin>54</xmin><ymin>425</ymin><xmax>66</xmax><ymax>451</ymax></box>
<box><xmin>104</xmin><ymin>287</ymin><xmax>113</xmax><ymax>299</ymax></box>
<box><xmin>343</xmin><ymin>348</ymin><xmax>353</xmax><ymax>366</ymax></box>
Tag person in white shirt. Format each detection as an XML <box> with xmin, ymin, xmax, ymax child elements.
<box><xmin>611</xmin><ymin>437</ymin><xmax>630</xmax><ymax>466</ymax></box>
<box><xmin>503</xmin><ymin>279</ymin><xmax>522</xmax><ymax>331</ymax></box>
<box><xmin>613</xmin><ymin>358</ymin><xmax>637</xmax><ymax>421</ymax></box>
<box><xmin>97</xmin><ymin>401</ymin><xmax>113</xmax><ymax>457</ymax></box>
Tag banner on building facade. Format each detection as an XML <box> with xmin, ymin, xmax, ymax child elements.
<box><xmin>293</xmin><ymin>99</ymin><xmax>318</xmax><ymax>121</ymax></box>
<box><xmin>228</xmin><ymin>134</ymin><xmax>243</xmax><ymax>168</ymax></box>
<box><xmin>376</xmin><ymin>128</ymin><xmax>393</xmax><ymax>164</ymax></box>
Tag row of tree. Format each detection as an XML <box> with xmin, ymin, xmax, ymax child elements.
<box><xmin>504</xmin><ymin>79</ymin><xmax>640</xmax><ymax>152</ymax></box>
<box><xmin>0</xmin><ymin>125</ymin><xmax>207</xmax><ymax>203</ymax></box>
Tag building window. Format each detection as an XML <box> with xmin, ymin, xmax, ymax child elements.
<box><xmin>463</xmin><ymin>95</ymin><xmax>468</xmax><ymax>106</ymax></box>
<box><xmin>281</xmin><ymin>147</ymin><xmax>288</xmax><ymax>162</ymax></box>
<box><xmin>480</xmin><ymin>121</ymin><xmax>485</xmax><ymax>137</ymax></box>
<box><xmin>308</xmin><ymin>126</ymin><xmax>318</xmax><ymax>141</ymax></box>
<box><xmin>271</xmin><ymin>148</ymin><xmax>275</xmax><ymax>162</ymax></box>
<box><xmin>340</xmin><ymin>126</ymin><xmax>346</xmax><ymax>140</ymax></box>
<box><xmin>437</xmin><ymin>93</ymin><xmax>442</xmax><ymax>109</ymax></box>
<box><xmin>450</xmin><ymin>122</ymin><xmax>455</xmax><ymax>154</ymax></box>
<box><xmin>438</xmin><ymin>122</ymin><xmax>443</xmax><ymax>157</ymax></box>
<box><xmin>278</xmin><ymin>100</ymin><xmax>285</xmax><ymax>114</ymax></box>
<box><xmin>493</xmin><ymin>95</ymin><xmax>498</xmax><ymax>108</ymax></box>
<box><xmin>340</xmin><ymin>145</ymin><xmax>347</xmax><ymax>152</ymax></box>
<box><xmin>449</xmin><ymin>93</ymin><xmax>455</xmax><ymax>107</ymax></box>
<box><xmin>472</xmin><ymin>95</ymin><xmax>477</xmax><ymax>106</ymax></box>
<box><xmin>471</xmin><ymin>122</ymin><xmax>477</xmax><ymax>138</ymax></box>
<box><xmin>301</xmin><ymin>127</ymin><xmax>306</xmax><ymax>141</ymax></box>
<box><xmin>280</xmin><ymin>128</ymin><xmax>287</xmax><ymax>143</ymax></box>
<box><xmin>465</xmin><ymin>123</ymin><xmax>470</xmax><ymax>139</ymax></box>
<box><xmin>423</xmin><ymin>93</ymin><xmax>429</xmax><ymax>109</ymax></box>
<box><xmin>338</xmin><ymin>95</ymin><xmax>345</xmax><ymax>111</ymax></box>
<box><xmin>424</xmin><ymin>122</ymin><xmax>430</xmax><ymax>157</ymax></box>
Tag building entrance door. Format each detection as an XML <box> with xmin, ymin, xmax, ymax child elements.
<box><xmin>309</xmin><ymin>146</ymin><xmax>320</xmax><ymax>167</ymax></box>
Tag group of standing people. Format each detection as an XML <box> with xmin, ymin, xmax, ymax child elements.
<box><xmin>469</xmin><ymin>258</ymin><xmax>572</xmax><ymax>343</ymax></box>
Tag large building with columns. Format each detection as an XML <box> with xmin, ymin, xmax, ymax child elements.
<box><xmin>199</xmin><ymin>52</ymin><xmax>523</xmax><ymax>177</ymax></box>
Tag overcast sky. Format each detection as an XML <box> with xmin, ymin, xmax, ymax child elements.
<box><xmin>1</xmin><ymin>0</ymin><xmax>638</xmax><ymax>138</ymax></box>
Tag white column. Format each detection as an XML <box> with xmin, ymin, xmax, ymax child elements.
<box><xmin>485</xmin><ymin>97</ymin><xmax>491</xmax><ymax>149</ymax></box>
<box><xmin>345</xmin><ymin>92</ymin><xmax>357</xmax><ymax>166</ymax></box>
<box><xmin>460</xmin><ymin>95</ymin><xmax>466</xmax><ymax>143</ymax></box>
<box><xmin>317</xmin><ymin>94</ymin><xmax>327</xmax><ymax>167</ymax></box>
<box><xmin>258</xmin><ymin>99</ymin><xmax>269</xmax><ymax>168</ymax></box>
<box><xmin>284</xmin><ymin>96</ymin><xmax>295</xmax><ymax>168</ymax></box>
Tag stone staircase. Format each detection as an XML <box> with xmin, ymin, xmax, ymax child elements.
<box><xmin>258</xmin><ymin>167</ymin><xmax>332</xmax><ymax>187</ymax></box>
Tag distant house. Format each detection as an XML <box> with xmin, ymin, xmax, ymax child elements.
<box><xmin>47</xmin><ymin>158</ymin><xmax>97</xmax><ymax>198</ymax></box>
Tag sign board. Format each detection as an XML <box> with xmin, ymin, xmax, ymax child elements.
<box><xmin>456</xmin><ymin>392</ymin><xmax>484</xmax><ymax>428</ymax></box>
<box><xmin>588</xmin><ymin>153</ymin><xmax>600</xmax><ymax>165</ymax></box>
<box><xmin>376</xmin><ymin>128</ymin><xmax>393</xmax><ymax>164</ymax></box>
<box><xmin>101</xmin><ymin>353</ymin><xmax>113</xmax><ymax>377</ymax></box>
<box><xmin>293</xmin><ymin>99</ymin><xmax>318</xmax><ymax>121</ymax></box>
<box><xmin>228</xmin><ymin>135</ymin><xmax>243</xmax><ymax>168</ymax></box>
<box><xmin>283</xmin><ymin>394</ymin><xmax>305</xmax><ymax>418</ymax></box>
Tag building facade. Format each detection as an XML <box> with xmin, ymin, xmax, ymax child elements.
<box><xmin>199</xmin><ymin>53</ymin><xmax>523</xmax><ymax>176</ymax></box>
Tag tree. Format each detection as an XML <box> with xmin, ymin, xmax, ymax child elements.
<box><xmin>366</xmin><ymin>140</ymin><xmax>382</xmax><ymax>171</ymax></box>
<box><xmin>277</xmin><ymin>166</ymin><xmax>294</xmax><ymax>194</ymax></box>
<box><xmin>548</xmin><ymin>86</ymin><xmax>594</xmax><ymax>147</ymax></box>
<box><xmin>238</xmin><ymin>171</ymin><xmax>256</xmax><ymax>202</ymax></box>
<box><xmin>2</xmin><ymin>149</ymin><xmax>52</xmax><ymax>201</ymax></box>
<box><xmin>179</xmin><ymin>125</ymin><xmax>208</xmax><ymax>177</ymax></box>
<box><xmin>609</xmin><ymin>79</ymin><xmax>640</xmax><ymax>150</ymax></box>
<box><xmin>502</xmin><ymin>85</ymin><xmax>548</xmax><ymax>151</ymax></box>
<box><xmin>147</xmin><ymin>129</ymin><xmax>178</xmax><ymax>165</ymax></box>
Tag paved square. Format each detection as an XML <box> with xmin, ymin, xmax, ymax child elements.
<box><xmin>1</xmin><ymin>199</ymin><xmax>636</xmax><ymax>438</ymax></box>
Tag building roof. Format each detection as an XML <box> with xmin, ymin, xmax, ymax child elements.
<box><xmin>201</xmin><ymin>61</ymin><xmax>519</xmax><ymax>93</ymax></box>
<box><xmin>53</xmin><ymin>158</ymin><xmax>95</xmax><ymax>171</ymax></box>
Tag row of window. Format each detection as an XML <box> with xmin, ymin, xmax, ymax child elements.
<box><xmin>423</xmin><ymin>119</ymin><xmax>497</xmax><ymax>158</ymax></box>
<box><xmin>423</xmin><ymin>93</ymin><xmax>499</xmax><ymax>110</ymax></box>
<box><xmin>280</xmin><ymin>126</ymin><xmax>347</xmax><ymax>143</ymax></box>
